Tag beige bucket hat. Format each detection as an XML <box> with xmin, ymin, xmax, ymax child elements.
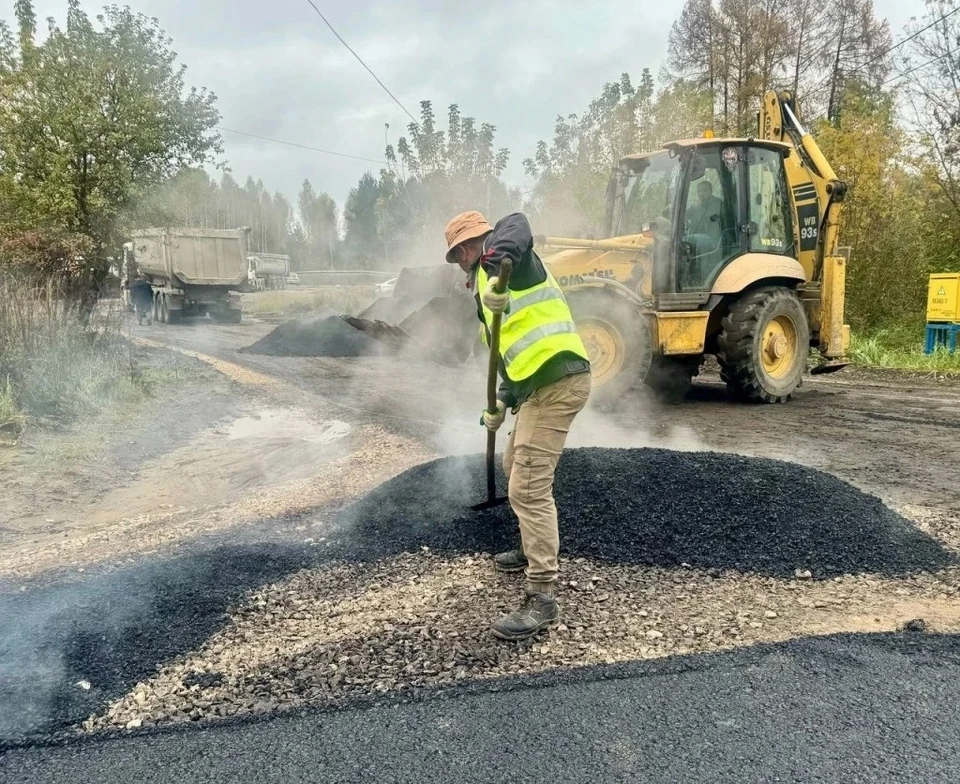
<box><xmin>444</xmin><ymin>211</ymin><xmax>493</xmax><ymax>263</ymax></box>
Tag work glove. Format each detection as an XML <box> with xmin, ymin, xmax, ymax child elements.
<box><xmin>482</xmin><ymin>277</ymin><xmax>510</xmax><ymax>315</ymax></box>
<box><xmin>480</xmin><ymin>400</ymin><xmax>506</xmax><ymax>431</ymax></box>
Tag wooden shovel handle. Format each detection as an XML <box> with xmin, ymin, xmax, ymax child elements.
<box><xmin>484</xmin><ymin>258</ymin><xmax>512</xmax><ymax>505</ymax></box>
<box><xmin>486</xmin><ymin>259</ymin><xmax>513</xmax><ymax>414</ymax></box>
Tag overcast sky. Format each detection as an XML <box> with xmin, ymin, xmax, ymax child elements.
<box><xmin>26</xmin><ymin>0</ymin><xmax>928</xmax><ymax>209</ymax></box>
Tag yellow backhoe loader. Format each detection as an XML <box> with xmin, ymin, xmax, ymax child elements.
<box><xmin>347</xmin><ymin>89</ymin><xmax>850</xmax><ymax>405</ymax></box>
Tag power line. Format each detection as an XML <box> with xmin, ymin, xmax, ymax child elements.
<box><xmin>218</xmin><ymin>127</ymin><xmax>387</xmax><ymax>164</ymax></box>
<box><xmin>855</xmin><ymin>6</ymin><xmax>960</xmax><ymax>73</ymax></box>
<box><xmin>302</xmin><ymin>0</ymin><xmax>420</xmax><ymax>126</ymax></box>
<box><xmin>880</xmin><ymin>45</ymin><xmax>960</xmax><ymax>86</ymax></box>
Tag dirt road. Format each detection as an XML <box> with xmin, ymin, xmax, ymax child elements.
<box><xmin>141</xmin><ymin>316</ymin><xmax>960</xmax><ymax>508</ymax></box>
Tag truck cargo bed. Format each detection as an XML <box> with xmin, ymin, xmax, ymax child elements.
<box><xmin>132</xmin><ymin>229</ymin><xmax>248</xmax><ymax>288</ymax></box>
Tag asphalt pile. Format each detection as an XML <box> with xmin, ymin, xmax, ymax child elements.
<box><xmin>240</xmin><ymin>314</ymin><xmax>385</xmax><ymax>357</ymax></box>
<box><xmin>332</xmin><ymin>447</ymin><xmax>955</xmax><ymax>578</ymax></box>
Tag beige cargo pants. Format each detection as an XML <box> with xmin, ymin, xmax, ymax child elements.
<box><xmin>502</xmin><ymin>371</ymin><xmax>592</xmax><ymax>594</ymax></box>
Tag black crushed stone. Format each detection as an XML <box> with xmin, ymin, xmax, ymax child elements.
<box><xmin>239</xmin><ymin>314</ymin><xmax>385</xmax><ymax>357</ymax></box>
<box><xmin>181</xmin><ymin>671</ymin><xmax>224</xmax><ymax>690</ymax></box>
<box><xmin>330</xmin><ymin>447</ymin><xmax>955</xmax><ymax>578</ymax></box>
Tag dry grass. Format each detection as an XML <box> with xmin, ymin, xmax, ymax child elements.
<box><xmin>0</xmin><ymin>376</ymin><xmax>28</xmax><ymax>436</ymax></box>
<box><xmin>243</xmin><ymin>286</ymin><xmax>380</xmax><ymax>317</ymax></box>
<box><xmin>0</xmin><ymin>275</ymin><xmax>149</xmax><ymax>429</ymax></box>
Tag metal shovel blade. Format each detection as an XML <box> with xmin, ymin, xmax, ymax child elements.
<box><xmin>340</xmin><ymin>315</ymin><xmax>464</xmax><ymax>366</ymax></box>
<box><xmin>340</xmin><ymin>316</ymin><xmax>414</xmax><ymax>349</ymax></box>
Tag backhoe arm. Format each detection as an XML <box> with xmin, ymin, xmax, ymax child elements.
<box><xmin>758</xmin><ymin>90</ymin><xmax>849</xmax><ymax>360</ymax></box>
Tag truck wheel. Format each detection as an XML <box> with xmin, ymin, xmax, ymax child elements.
<box><xmin>159</xmin><ymin>295</ymin><xmax>169</xmax><ymax>324</ymax></box>
<box><xmin>567</xmin><ymin>288</ymin><xmax>651</xmax><ymax>410</ymax></box>
<box><xmin>717</xmin><ymin>286</ymin><xmax>809</xmax><ymax>403</ymax></box>
<box><xmin>644</xmin><ymin>356</ymin><xmax>701</xmax><ymax>403</ymax></box>
<box><xmin>152</xmin><ymin>295</ymin><xmax>161</xmax><ymax>323</ymax></box>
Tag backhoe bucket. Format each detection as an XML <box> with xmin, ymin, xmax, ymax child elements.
<box><xmin>343</xmin><ymin>264</ymin><xmax>479</xmax><ymax>366</ymax></box>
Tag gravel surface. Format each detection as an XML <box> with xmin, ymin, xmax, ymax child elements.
<box><xmin>79</xmin><ymin>538</ymin><xmax>960</xmax><ymax>735</ymax></box>
<box><xmin>0</xmin><ymin>423</ymin><xmax>434</xmax><ymax>581</ymax></box>
<box><xmin>239</xmin><ymin>315</ymin><xmax>387</xmax><ymax>357</ymax></box>
<box><xmin>5</xmin><ymin>632</ymin><xmax>960</xmax><ymax>784</ymax></box>
<box><xmin>331</xmin><ymin>448</ymin><xmax>956</xmax><ymax>577</ymax></box>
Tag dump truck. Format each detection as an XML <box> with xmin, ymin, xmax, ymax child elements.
<box><xmin>123</xmin><ymin>228</ymin><xmax>250</xmax><ymax>324</ymax></box>
<box><xmin>347</xmin><ymin>89</ymin><xmax>850</xmax><ymax>405</ymax></box>
<box><xmin>248</xmin><ymin>253</ymin><xmax>291</xmax><ymax>291</ymax></box>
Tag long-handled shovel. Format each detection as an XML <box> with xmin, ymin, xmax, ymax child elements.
<box><xmin>471</xmin><ymin>259</ymin><xmax>513</xmax><ymax>512</ymax></box>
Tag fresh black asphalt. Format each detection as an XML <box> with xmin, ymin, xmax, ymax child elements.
<box><xmin>240</xmin><ymin>314</ymin><xmax>386</xmax><ymax>357</ymax></box>
<box><xmin>335</xmin><ymin>448</ymin><xmax>955</xmax><ymax>577</ymax></box>
<box><xmin>0</xmin><ymin>543</ymin><xmax>317</xmax><ymax>743</ymax></box>
<box><xmin>2</xmin><ymin>448</ymin><xmax>954</xmax><ymax>745</ymax></box>
<box><xmin>3</xmin><ymin>632</ymin><xmax>960</xmax><ymax>784</ymax></box>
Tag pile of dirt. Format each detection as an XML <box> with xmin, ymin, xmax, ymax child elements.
<box><xmin>240</xmin><ymin>314</ymin><xmax>385</xmax><ymax>357</ymax></box>
<box><xmin>332</xmin><ymin>448</ymin><xmax>955</xmax><ymax>578</ymax></box>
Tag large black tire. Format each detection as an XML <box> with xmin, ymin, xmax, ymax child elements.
<box><xmin>152</xmin><ymin>294</ymin><xmax>161</xmax><ymax>323</ymax></box>
<box><xmin>158</xmin><ymin>295</ymin><xmax>169</xmax><ymax>324</ymax></box>
<box><xmin>566</xmin><ymin>288</ymin><xmax>651</xmax><ymax>410</ymax></box>
<box><xmin>717</xmin><ymin>286</ymin><xmax>810</xmax><ymax>403</ymax></box>
<box><xmin>644</xmin><ymin>356</ymin><xmax>702</xmax><ymax>403</ymax></box>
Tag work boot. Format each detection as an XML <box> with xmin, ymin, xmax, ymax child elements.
<box><xmin>491</xmin><ymin>590</ymin><xmax>559</xmax><ymax>641</ymax></box>
<box><xmin>493</xmin><ymin>549</ymin><xmax>528</xmax><ymax>573</ymax></box>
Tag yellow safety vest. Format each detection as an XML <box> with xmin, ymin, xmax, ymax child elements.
<box><xmin>476</xmin><ymin>264</ymin><xmax>588</xmax><ymax>381</ymax></box>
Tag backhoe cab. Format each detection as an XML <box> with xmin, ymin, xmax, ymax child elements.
<box><xmin>539</xmin><ymin>89</ymin><xmax>850</xmax><ymax>404</ymax></box>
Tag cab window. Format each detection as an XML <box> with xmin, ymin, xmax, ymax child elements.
<box><xmin>748</xmin><ymin>147</ymin><xmax>793</xmax><ymax>255</ymax></box>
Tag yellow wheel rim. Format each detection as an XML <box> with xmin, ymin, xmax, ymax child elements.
<box><xmin>576</xmin><ymin>318</ymin><xmax>624</xmax><ymax>387</ymax></box>
<box><xmin>761</xmin><ymin>314</ymin><xmax>798</xmax><ymax>379</ymax></box>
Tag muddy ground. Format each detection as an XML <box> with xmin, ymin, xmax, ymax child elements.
<box><xmin>2</xmin><ymin>308</ymin><xmax>960</xmax><ymax>745</ymax></box>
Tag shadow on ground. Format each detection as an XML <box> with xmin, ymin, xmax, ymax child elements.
<box><xmin>0</xmin><ymin>544</ymin><xmax>316</xmax><ymax>745</ymax></box>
